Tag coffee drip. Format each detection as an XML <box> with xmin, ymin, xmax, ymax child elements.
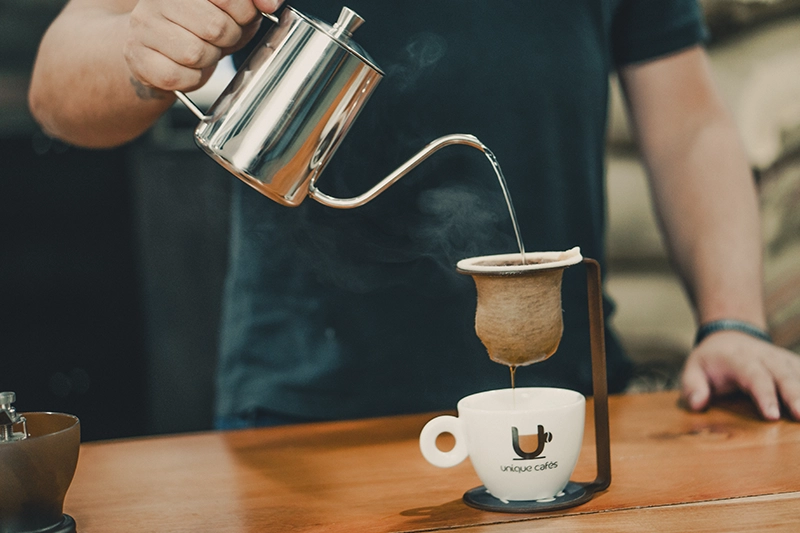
<box><xmin>457</xmin><ymin>248</ymin><xmax>584</xmax><ymax>390</ymax></box>
<box><xmin>464</xmin><ymin>149</ymin><xmax>528</xmax><ymax>390</ymax></box>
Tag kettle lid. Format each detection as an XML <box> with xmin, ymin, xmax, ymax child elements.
<box><xmin>290</xmin><ymin>6</ymin><xmax>384</xmax><ymax>75</ymax></box>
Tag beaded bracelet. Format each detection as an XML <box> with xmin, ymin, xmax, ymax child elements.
<box><xmin>694</xmin><ymin>319</ymin><xmax>772</xmax><ymax>346</ymax></box>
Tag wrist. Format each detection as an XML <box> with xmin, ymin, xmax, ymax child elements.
<box><xmin>694</xmin><ymin>319</ymin><xmax>772</xmax><ymax>346</ymax></box>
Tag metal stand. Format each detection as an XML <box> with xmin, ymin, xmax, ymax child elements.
<box><xmin>462</xmin><ymin>258</ymin><xmax>611</xmax><ymax>513</ymax></box>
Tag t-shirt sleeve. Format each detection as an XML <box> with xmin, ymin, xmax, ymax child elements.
<box><xmin>611</xmin><ymin>0</ymin><xmax>709</xmax><ymax>67</ymax></box>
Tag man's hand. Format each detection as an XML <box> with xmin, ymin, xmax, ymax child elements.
<box><xmin>681</xmin><ymin>332</ymin><xmax>800</xmax><ymax>420</ymax></box>
<box><xmin>29</xmin><ymin>0</ymin><xmax>282</xmax><ymax>146</ymax></box>
<box><xmin>618</xmin><ymin>47</ymin><xmax>799</xmax><ymax>422</ymax></box>
<box><xmin>123</xmin><ymin>0</ymin><xmax>282</xmax><ymax>94</ymax></box>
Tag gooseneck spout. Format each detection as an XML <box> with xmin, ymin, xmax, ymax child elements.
<box><xmin>307</xmin><ymin>134</ymin><xmax>486</xmax><ymax>209</ymax></box>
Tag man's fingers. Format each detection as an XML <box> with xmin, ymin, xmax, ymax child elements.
<box><xmin>680</xmin><ymin>333</ymin><xmax>800</xmax><ymax>421</ymax></box>
<box><xmin>210</xmin><ymin>0</ymin><xmax>260</xmax><ymax>26</ymax></box>
<box><xmin>222</xmin><ymin>17</ymin><xmax>262</xmax><ymax>55</ymax></box>
<box><xmin>681</xmin><ymin>356</ymin><xmax>711</xmax><ymax>411</ymax></box>
<box><xmin>778</xmin><ymin>379</ymin><xmax>800</xmax><ymax>420</ymax></box>
<box><xmin>125</xmin><ymin>43</ymin><xmax>212</xmax><ymax>92</ymax></box>
<box><xmin>736</xmin><ymin>360</ymin><xmax>780</xmax><ymax>420</ymax></box>
<box><xmin>768</xmin><ymin>353</ymin><xmax>800</xmax><ymax>420</ymax></box>
<box><xmin>126</xmin><ymin>0</ymin><xmax>235</xmax><ymax>92</ymax></box>
<box><xmin>162</xmin><ymin>0</ymin><xmax>245</xmax><ymax>50</ymax></box>
<box><xmin>135</xmin><ymin>17</ymin><xmax>223</xmax><ymax>70</ymax></box>
<box><xmin>254</xmin><ymin>0</ymin><xmax>284</xmax><ymax>15</ymax></box>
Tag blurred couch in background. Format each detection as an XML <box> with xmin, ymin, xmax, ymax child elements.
<box><xmin>606</xmin><ymin>0</ymin><xmax>800</xmax><ymax>391</ymax></box>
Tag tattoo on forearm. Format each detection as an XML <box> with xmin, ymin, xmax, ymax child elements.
<box><xmin>129</xmin><ymin>77</ymin><xmax>166</xmax><ymax>100</ymax></box>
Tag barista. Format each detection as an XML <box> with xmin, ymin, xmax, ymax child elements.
<box><xmin>29</xmin><ymin>0</ymin><xmax>800</xmax><ymax>424</ymax></box>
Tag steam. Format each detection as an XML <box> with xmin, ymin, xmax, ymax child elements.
<box><xmin>259</xmin><ymin>31</ymin><xmax>518</xmax><ymax>294</ymax></box>
<box><xmin>412</xmin><ymin>185</ymin><xmax>507</xmax><ymax>262</ymax></box>
<box><xmin>387</xmin><ymin>32</ymin><xmax>448</xmax><ymax>92</ymax></box>
<box><xmin>286</xmin><ymin>179</ymin><xmax>516</xmax><ymax>295</ymax></box>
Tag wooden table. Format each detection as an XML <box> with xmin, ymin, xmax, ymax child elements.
<box><xmin>64</xmin><ymin>391</ymin><xmax>800</xmax><ymax>532</ymax></box>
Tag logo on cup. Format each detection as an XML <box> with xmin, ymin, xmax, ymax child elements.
<box><xmin>511</xmin><ymin>425</ymin><xmax>552</xmax><ymax>460</ymax></box>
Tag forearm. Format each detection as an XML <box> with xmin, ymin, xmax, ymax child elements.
<box><xmin>620</xmin><ymin>46</ymin><xmax>767</xmax><ymax>329</ymax></box>
<box><xmin>645</xmin><ymin>109</ymin><xmax>766</xmax><ymax>327</ymax></box>
<box><xmin>29</xmin><ymin>1</ymin><xmax>175</xmax><ymax>148</ymax></box>
<box><xmin>621</xmin><ymin>45</ymin><xmax>799</xmax><ymax>422</ymax></box>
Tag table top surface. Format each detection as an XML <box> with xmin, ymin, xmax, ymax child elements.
<box><xmin>64</xmin><ymin>391</ymin><xmax>800</xmax><ymax>532</ymax></box>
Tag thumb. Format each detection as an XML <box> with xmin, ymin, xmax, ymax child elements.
<box><xmin>681</xmin><ymin>356</ymin><xmax>711</xmax><ymax>411</ymax></box>
<box><xmin>254</xmin><ymin>0</ymin><xmax>284</xmax><ymax>14</ymax></box>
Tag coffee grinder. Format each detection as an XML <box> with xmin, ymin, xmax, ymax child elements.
<box><xmin>0</xmin><ymin>392</ymin><xmax>80</xmax><ymax>533</ymax></box>
<box><xmin>456</xmin><ymin>248</ymin><xmax>611</xmax><ymax>513</ymax></box>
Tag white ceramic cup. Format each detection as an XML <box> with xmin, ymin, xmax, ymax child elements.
<box><xmin>419</xmin><ymin>387</ymin><xmax>585</xmax><ymax>502</ymax></box>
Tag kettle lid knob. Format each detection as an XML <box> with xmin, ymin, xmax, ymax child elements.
<box><xmin>0</xmin><ymin>391</ymin><xmax>15</xmax><ymax>406</ymax></box>
<box><xmin>332</xmin><ymin>7</ymin><xmax>364</xmax><ymax>40</ymax></box>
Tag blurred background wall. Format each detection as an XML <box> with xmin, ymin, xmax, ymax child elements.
<box><xmin>2</xmin><ymin>0</ymin><xmax>800</xmax><ymax>440</ymax></box>
<box><xmin>0</xmin><ymin>0</ymin><xmax>230</xmax><ymax>440</ymax></box>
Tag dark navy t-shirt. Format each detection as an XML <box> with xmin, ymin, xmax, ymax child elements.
<box><xmin>217</xmin><ymin>0</ymin><xmax>707</xmax><ymax>421</ymax></box>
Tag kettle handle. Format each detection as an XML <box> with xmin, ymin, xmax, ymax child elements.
<box><xmin>308</xmin><ymin>134</ymin><xmax>486</xmax><ymax>209</ymax></box>
<box><xmin>172</xmin><ymin>10</ymin><xmax>280</xmax><ymax>121</ymax></box>
<box><xmin>173</xmin><ymin>90</ymin><xmax>207</xmax><ymax>120</ymax></box>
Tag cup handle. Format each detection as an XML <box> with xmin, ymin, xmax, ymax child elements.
<box><xmin>419</xmin><ymin>415</ymin><xmax>468</xmax><ymax>468</ymax></box>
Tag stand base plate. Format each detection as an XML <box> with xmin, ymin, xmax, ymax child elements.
<box><xmin>463</xmin><ymin>481</ymin><xmax>593</xmax><ymax>513</ymax></box>
<box><xmin>13</xmin><ymin>514</ymin><xmax>77</xmax><ymax>533</ymax></box>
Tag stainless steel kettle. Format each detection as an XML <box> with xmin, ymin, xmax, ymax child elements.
<box><xmin>175</xmin><ymin>5</ymin><xmax>485</xmax><ymax>208</ymax></box>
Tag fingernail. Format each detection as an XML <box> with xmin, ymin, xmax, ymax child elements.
<box><xmin>767</xmin><ymin>404</ymin><xmax>781</xmax><ymax>420</ymax></box>
<box><xmin>688</xmin><ymin>392</ymin><xmax>703</xmax><ymax>410</ymax></box>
